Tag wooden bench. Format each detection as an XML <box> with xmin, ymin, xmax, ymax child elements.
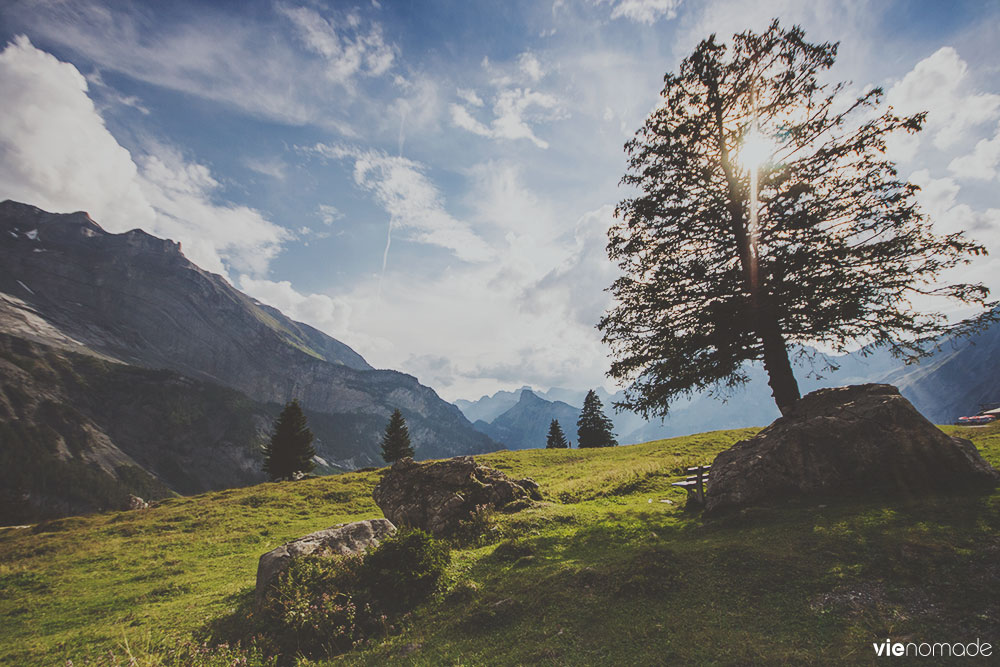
<box><xmin>671</xmin><ymin>465</ymin><xmax>710</xmax><ymax>506</ymax></box>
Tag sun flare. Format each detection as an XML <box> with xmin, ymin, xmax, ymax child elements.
<box><xmin>738</xmin><ymin>129</ymin><xmax>777</xmax><ymax>170</ymax></box>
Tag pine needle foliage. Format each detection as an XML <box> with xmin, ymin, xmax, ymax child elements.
<box><xmin>381</xmin><ymin>409</ymin><xmax>414</xmax><ymax>463</ymax></box>
<box><xmin>546</xmin><ymin>419</ymin><xmax>570</xmax><ymax>449</ymax></box>
<box><xmin>577</xmin><ymin>390</ymin><xmax>618</xmax><ymax>448</ymax></box>
<box><xmin>600</xmin><ymin>20</ymin><xmax>994</xmax><ymax>418</ymax></box>
<box><xmin>263</xmin><ymin>399</ymin><xmax>316</xmax><ymax>480</ymax></box>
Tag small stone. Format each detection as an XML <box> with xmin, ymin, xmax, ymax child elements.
<box><xmin>126</xmin><ymin>495</ymin><xmax>148</xmax><ymax>510</ymax></box>
<box><xmin>254</xmin><ymin>518</ymin><xmax>395</xmax><ymax>609</ymax></box>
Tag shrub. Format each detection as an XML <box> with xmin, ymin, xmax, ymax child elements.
<box><xmin>362</xmin><ymin>527</ymin><xmax>451</xmax><ymax>613</ymax></box>
<box><xmin>454</xmin><ymin>503</ymin><xmax>503</xmax><ymax>545</ymax></box>
<box><xmin>259</xmin><ymin>555</ymin><xmax>384</xmax><ymax>661</ymax></box>
<box><xmin>249</xmin><ymin>529</ymin><xmax>450</xmax><ymax>662</ymax></box>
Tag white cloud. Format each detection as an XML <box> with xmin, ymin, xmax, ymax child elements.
<box><xmin>305</xmin><ymin>144</ymin><xmax>494</xmax><ymax>262</ymax></box>
<box><xmin>523</xmin><ymin>205</ymin><xmax>620</xmax><ymax>328</ymax></box>
<box><xmin>390</xmin><ymin>73</ymin><xmax>443</xmax><ymax>148</ymax></box>
<box><xmin>451</xmin><ymin>88</ymin><xmax>560</xmax><ymax>149</ymax></box>
<box><xmin>449</xmin><ymin>103</ymin><xmax>493</xmax><ymax>137</ymax></box>
<box><xmin>137</xmin><ymin>147</ymin><xmax>290</xmax><ymax>276</ymax></box>
<box><xmin>245</xmin><ymin>156</ymin><xmax>288</xmax><ymax>181</ymax></box>
<box><xmin>6</xmin><ymin>1</ymin><xmax>396</xmax><ymax>130</ymax></box>
<box><xmin>909</xmin><ymin>169</ymin><xmax>1000</xmax><ymax>309</ymax></box>
<box><xmin>362</xmin><ymin>204</ymin><xmax>619</xmax><ymax>399</ymax></box>
<box><xmin>465</xmin><ymin>161</ymin><xmax>560</xmax><ymax>243</ymax></box>
<box><xmin>0</xmin><ymin>36</ymin><xmax>289</xmax><ymax>280</ymax></box>
<box><xmin>85</xmin><ymin>69</ymin><xmax>150</xmax><ymax>114</ymax></box>
<box><xmin>493</xmin><ymin>89</ymin><xmax>560</xmax><ymax>148</ymax></box>
<box><xmin>456</xmin><ymin>87</ymin><xmax>484</xmax><ymax>107</ymax></box>
<box><xmin>450</xmin><ymin>48</ymin><xmax>564</xmax><ymax>149</ymax></box>
<box><xmin>948</xmin><ymin>122</ymin><xmax>1000</xmax><ymax>181</ymax></box>
<box><xmin>518</xmin><ymin>52</ymin><xmax>544</xmax><ymax>81</ymax></box>
<box><xmin>317</xmin><ymin>204</ymin><xmax>343</xmax><ymax>225</ymax></box>
<box><xmin>277</xmin><ymin>3</ymin><xmax>395</xmax><ymax>85</ymax></box>
<box><xmin>0</xmin><ymin>35</ymin><xmax>155</xmax><ymax>230</ymax></box>
<box><xmin>238</xmin><ymin>276</ymin><xmax>357</xmax><ymax>343</ymax></box>
<box><xmin>602</xmin><ymin>0</ymin><xmax>683</xmax><ymax>24</ymax></box>
<box><xmin>888</xmin><ymin>47</ymin><xmax>1000</xmax><ymax>153</ymax></box>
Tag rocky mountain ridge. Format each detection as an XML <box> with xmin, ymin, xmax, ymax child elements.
<box><xmin>0</xmin><ymin>201</ymin><xmax>497</xmax><ymax>522</ymax></box>
<box><xmin>459</xmin><ymin>321</ymin><xmax>1000</xmax><ymax>446</ymax></box>
<box><xmin>472</xmin><ymin>389</ymin><xmax>582</xmax><ymax>449</ymax></box>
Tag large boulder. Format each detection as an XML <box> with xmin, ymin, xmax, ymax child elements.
<box><xmin>705</xmin><ymin>384</ymin><xmax>1000</xmax><ymax>514</ymax></box>
<box><xmin>373</xmin><ymin>456</ymin><xmax>542</xmax><ymax>536</ymax></box>
<box><xmin>255</xmin><ymin>518</ymin><xmax>395</xmax><ymax>608</ymax></box>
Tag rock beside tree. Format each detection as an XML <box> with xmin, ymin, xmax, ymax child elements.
<box><xmin>373</xmin><ymin>456</ymin><xmax>542</xmax><ymax>536</ymax></box>
<box><xmin>254</xmin><ymin>518</ymin><xmax>396</xmax><ymax>609</ymax></box>
<box><xmin>705</xmin><ymin>384</ymin><xmax>1000</xmax><ymax>513</ymax></box>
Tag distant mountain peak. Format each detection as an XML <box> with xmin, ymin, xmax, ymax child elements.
<box><xmin>518</xmin><ymin>388</ymin><xmax>541</xmax><ymax>403</ymax></box>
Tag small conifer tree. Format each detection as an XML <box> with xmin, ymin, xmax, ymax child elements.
<box><xmin>545</xmin><ymin>419</ymin><xmax>570</xmax><ymax>449</ymax></box>
<box><xmin>263</xmin><ymin>399</ymin><xmax>316</xmax><ymax>480</ymax></box>
<box><xmin>381</xmin><ymin>409</ymin><xmax>414</xmax><ymax>463</ymax></box>
<box><xmin>577</xmin><ymin>390</ymin><xmax>617</xmax><ymax>448</ymax></box>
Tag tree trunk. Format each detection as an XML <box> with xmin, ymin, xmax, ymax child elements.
<box><xmin>708</xmin><ymin>81</ymin><xmax>801</xmax><ymax>415</ymax></box>
<box><xmin>755</xmin><ymin>304</ymin><xmax>800</xmax><ymax>415</ymax></box>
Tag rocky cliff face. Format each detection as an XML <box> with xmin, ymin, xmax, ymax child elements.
<box><xmin>0</xmin><ymin>201</ymin><xmax>497</xmax><ymax>521</ymax></box>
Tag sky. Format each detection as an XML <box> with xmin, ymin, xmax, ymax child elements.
<box><xmin>1</xmin><ymin>0</ymin><xmax>998</xmax><ymax>403</ymax></box>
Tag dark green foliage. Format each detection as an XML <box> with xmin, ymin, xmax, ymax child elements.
<box><xmin>362</xmin><ymin>527</ymin><xmax>451</xmax><ymax>613</ymax></box>
<box><xmin>259</xmin><ymin>555</ymin><xmax>382</xmax><ymax>661</ymax></box>
<box><xmin>600</xmin><ymin>20</ymin><xmax>993</xmax><ymax>418</ymax></box>
<box><xmin>263</xmin><ymin>400</ymin><xmax>316</xmax><ymax>480</ymax></box>
<box><xmin>545</xmin><ymin>419</ymin><xmax>569</xmax><ymax>449</ymax></box>
<box><xmin>577</xmin><ymin>390</ymin><xmax>617</xmax><ymax>448</ymax></box>
<box><xmin>380</xmin><ymin>408</ymin><xmax>414</xmax><ymax>463</ymax></box>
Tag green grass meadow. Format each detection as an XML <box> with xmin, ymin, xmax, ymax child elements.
<box><xmin>1</xmin><ymin>424</ymin><xmax>998</xmax><ymax>665</ymax></box>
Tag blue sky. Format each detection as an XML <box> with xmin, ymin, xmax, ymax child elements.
<box><xmin>1</xmin><ymin>0</ymin><xmax>998</xmax><ymax>401</ymax></box>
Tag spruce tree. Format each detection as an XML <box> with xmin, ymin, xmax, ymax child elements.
<box><xmin>381</xmin><ymin>409</ymin><xmax>414</xmax><ymax>463</ymax></box>
<box><xmin>600</xmin><ymin>20</ymin><xmax>993</xmax><ymax>419</ymax></box>
<box><xmin>545</xmin><ymin>419</ymin><xmax>569</xmax><ymax>449</ymax></box>
<box><xmin>577</xmin><ymin>390</ymin><xmax>617</xmax><ymax>448</ymax></box>
<box><xmin>263</xmin><ymin>399</ymin><xmax>316</xmax><ymax>480</ymax></box>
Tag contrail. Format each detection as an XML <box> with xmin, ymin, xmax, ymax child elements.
<box><xmin>397</xmin><ymin>101</ymin><xmax>408</xmax><ymax>156</ymax></box>
<box><xmin>377</xmin><ymin>103</ymin><xmax>408</xmax><ymax>301</ymax></box>
<box><xmin>377</xmin><ymin>220</ymin><xmax>392</xmax><ymax>299</ymax></box>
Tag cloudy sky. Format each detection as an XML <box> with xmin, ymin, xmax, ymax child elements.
<box><xmin>1</xmin><ymin>0</ymin><xmax>998</xmax><ymax>402</ymax></box>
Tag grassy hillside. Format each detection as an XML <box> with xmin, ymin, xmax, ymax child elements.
<box><xmin>1</xmin><ymin>425</ymin><xmax>997</xmax><ymax>665</ymax></box>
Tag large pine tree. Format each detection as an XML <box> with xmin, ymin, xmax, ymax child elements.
<box><xmin>600</xmin><ymin>20</ymin><xmax>993</xmax><ymax>418</ymax></box>
<box><xmin>381</xmin><ymin>409</ymin><xmax>414</xmax><ymax>463</ymax></box>
<box><xmin>263</xmin><ymin>399</ymin><xmax>316</xmax><ymax>480</ymax></box>
<box><xmin>577</xmin><ymin>390</ymin><xmax>617</xmax><ymax>448</ymax></box>
<box><xmin>545</xmin><ymin>419</ymin><xmax>569</xmax><ymax>449</ymax></box>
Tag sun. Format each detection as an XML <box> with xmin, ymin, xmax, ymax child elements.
<box><xmin>738</xmin><ymin>129</ymin><xmax>776</xmax><ymax>170</ymax></box>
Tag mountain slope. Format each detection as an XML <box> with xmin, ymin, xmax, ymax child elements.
<box><xmin>0</xmin><ymin>200</ymin><xmax>496</xmax><ymax>464</ymax></box>
<box><xmin>1</xmin><ymin>425</ymin><xmax>996</xmax><ymax>666</ymax></box>
<box><xmin>454</xmin><ymin>388</ymin><xmax>525</xmax><ymax>424</ymax></box>
<box><xmin>0</xmin><ymin>333</ymin><xmax>266</xmax><ymax>523</ymax></box>
<box><xmin>459</xmin><ymin>320</ymin><xmax>1000</xmax><ymax>446</ymax></box>
<box><xmin>474</xmin><ymin>389</ymin><xmax>582</xmax><ymax>449</ymax></box>
<box><xmin>880</xmin><ymin>319</ymin><xmax>1000</xmax><ymax>422</ymax></box>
